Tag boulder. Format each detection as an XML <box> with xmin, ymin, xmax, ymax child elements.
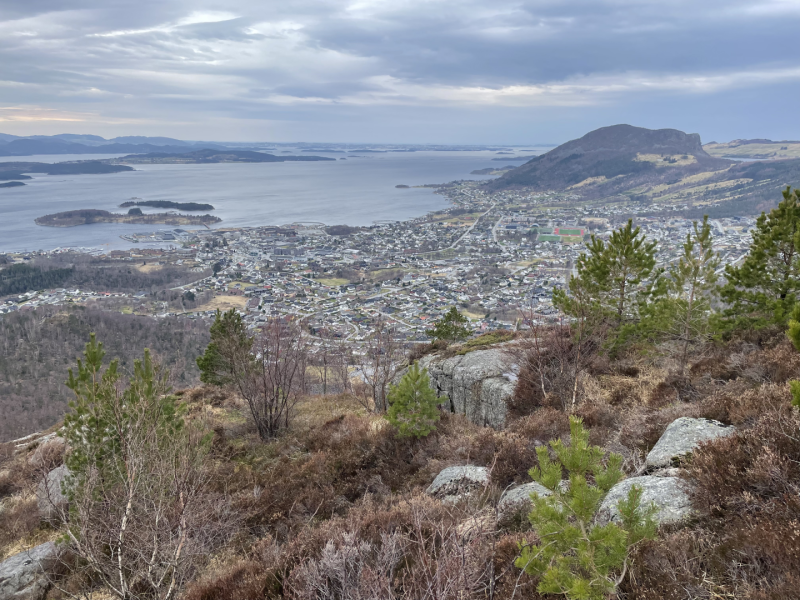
<box><xmin>646</xmin><ymin>417</ymin><xmax>736</xmax><ymax>469</ymax></box>
<box><xmin>426</xmin><ymin>465</ymin><xmax>489</xmax><ymax>501</ymax></box>
<box><xmin>37</xmin><ymin>465</ymin><xmax>70</xmax><ymax>521</ymax></box>
<box><xmin>419</xmin><ymin>347</ymin><xmax>516</xmax><ymax>428</ymax></box>
<box><xmin>597</xmin><ymin>476</ymin><xmax>692</xmax><ymax>526</ymax></box>
<box><xmin>497</xmin><ymin>481</ymin><xmax>552</xmax><ymax>518</ymax></box>
<box><xmin>0</xmin><ymin>542</ymin><xmax>59</xmax><ymax>600</ymax></box>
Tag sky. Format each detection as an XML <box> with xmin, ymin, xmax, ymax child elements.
<box><xmin>1</xmin><ymin>0</ymin><xmax>799</xmax><ymax>144</ymax></box>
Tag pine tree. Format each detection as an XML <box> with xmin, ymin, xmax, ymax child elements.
<box><xmin>427</xmin><ymin>307</ymin><xmax>471</xmax><ymax>343</ymax></box>
<box><xmin>64</xmin><ymin>334</ymin><xmax>184</xmax><ymax>483</ymax></box>
<box><xmin>554</xmin><ymin>219</ymin><xmax>658</xmax><ymax>347</ymax></box>
<box><xmin>61</xmin><ymin>336</ymin><xmax>214</xmax><ymax>600</ymax></box>
<box><xmin>785</xmin><ymin>303</ymin><xmax>800</xmax><ymax>408</ymax></box>
<box><xmin>641</xmin><ymin>216</ymin><xmax>720</xmax><ymax>372</ymax></box>
<box><xmin>385</xmin><ymin>363</ymin><xmax>441</xmax><ymax>438</ymax></box>
<box><xmin>515</xmin><ymin>417</ymin><xmax>657</xmax><ymax>600</ymax></box>
<box><xmin>720</xmin><ymin>187</ymin><xmax>800</xmax><ymax>329</ymax></box>
<box><xmin>196</xmin><ymin>309</ymin><xmax>252</xmax><ymax>386</ymax></box>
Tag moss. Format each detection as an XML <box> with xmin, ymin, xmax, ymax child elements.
<box><xmin>455</xmin><ymin>330</ymin><xmax>515</xmax><ymax>355</ymax></box>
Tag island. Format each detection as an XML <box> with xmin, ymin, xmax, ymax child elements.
<box><xmin>35</xmin><ymin>209</ymin><xmax>221</xmax><ymax>228</ymax></box>
<box><xmin>119</xmin><ymin>200</ymin><xmax>215</xmax><ymax>211</ymax></box>
<box><xmin>0</xmin><ymin>161</ymin><xmax>134</xmax><ymax>176</ymax></box>
<box><xmin>395</xmin><ymin>184</ymin><xmax>410</xmax><ymax>188</ymax></box>
<box><xmin>106</xmin><ymin>149</ymin><xmax>336</xmax><ymax>164</ymax></box>
<box><xmin>0</xmin><ymin>181</ymin><xmax>25</xmax><ymax>188</ymax></box>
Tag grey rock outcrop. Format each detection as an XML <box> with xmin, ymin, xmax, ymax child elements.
<box><xmin>417</xmin><ymin>347</ymin><xmax>516</xmax><ymax>428</ymax></box>
<box><xmin>597</xmin><ymin>476</ymin><xmax>692</xmax><ymax>526</ymax></box>
<box><xmin>427</xmin><ymin>465</ymin><xmax>489</xmax><ymax>502</ymax></box>
<box><xmin>0</xmin><ymin>542</ymin><xmax>59</xmax><ymax>600</ymax></box>
<box><xmin>498</xmin><ymin>481</ymin><xmax>552</xmax><ymax>518</ymax></box>
<box><xmin>646</xmin><ymin>417</ymin><xmax>736</xmax><ymax>469</ymax></box>
<box><xmin>37</xmin><ymin>465</ymin><xmax>70</xmax><ymax>521</ymax></box>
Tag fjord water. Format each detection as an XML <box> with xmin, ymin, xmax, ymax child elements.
<box><xmin>0</xmin><ymin>150</ymin><xmax>535</xmax><ymax>253</ymax></box>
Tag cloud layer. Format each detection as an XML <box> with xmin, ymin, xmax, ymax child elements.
<box><xmin>1</xmin><ymin>0</ymin><xmax>799</xmax><ymax>142</ymax></box>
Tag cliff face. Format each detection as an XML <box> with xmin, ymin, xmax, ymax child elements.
<box><xmin>417</xmin><ymin>347</ymin><xmax>517</xmax><ymax>428</ymax></box>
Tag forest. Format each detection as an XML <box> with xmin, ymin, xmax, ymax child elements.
<box><xmin>0</xmin><ymin>254</ymin><xmax>210</xmax><ymax>297</ymax></box>
<box><xmin>0</xmin><ymin>305</ymin><xmax>210</xmax><ymax>442</ymax></box>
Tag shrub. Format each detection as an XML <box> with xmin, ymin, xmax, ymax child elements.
<box><xmin>386</xmin><ymin>364</ymin><xmax>441</xmax><ymax>439</ymax></box>
<box><xmin>183</xmin><ymin>560</ymin><xmax>278</xmax><ymax>600</ymax></box>
<box><xmin>515</xmin><ymin>417</ymin><xmax>657</xmax><ymax>600</ymax></box>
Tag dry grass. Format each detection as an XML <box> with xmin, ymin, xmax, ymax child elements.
<box><xmin>195</xmin><ymin>295</ymin><xmax>247</xmax><ymax>312</ymax></box>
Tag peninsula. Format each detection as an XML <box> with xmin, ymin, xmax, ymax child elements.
<box><xmin>107</xmin><ymin>149</ymin><xmax>336</xmax><ymax>164</ymax></box>
<box><xmin>35</xmin><ymin>209</ymin><xmax>221</xmax><ymax>228</ymax></box>
<box><xmin>0</xmin><ymin>161</ymin><xmax>133</xmax><ymax>177</ymax></box>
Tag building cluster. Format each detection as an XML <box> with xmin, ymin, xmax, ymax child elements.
<box><xmin>1</xmin><ymin>183</ymin><xmax>757</xmax><ymax>340</ymax></box>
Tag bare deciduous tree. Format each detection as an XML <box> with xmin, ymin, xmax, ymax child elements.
<box><xmin>353</xmin><ymin>318</ymin><xmax>404</xmax><ymax>413</ymax></box>
<box><xmin>238</xmin><ymin>318</ymin><xmax>309</xmax><ymax>439</ymax></box>
<box><xmin>509</xmin><ymin>308</ymin><xmax>601</xmax><ymax>413</ymax></box>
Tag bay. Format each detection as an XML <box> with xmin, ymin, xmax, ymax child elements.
<box><xmin>0</xmin><ymin>149</ymin><xmax>540</xmax><ymax>253</ymax></box>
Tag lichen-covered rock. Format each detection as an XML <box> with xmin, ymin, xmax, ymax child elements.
<box><xmin>0</xmin><ymin>542</ymin><xmax>59</xmax><ymax>600</ymax></box>
<box><xmin>37</xmin><ymin>465</ymin><xmax>70</xmax><ymax>521</ymax></box>
<box><xmin>646</xmin><ymin>417</ymin><xmax>736</xmax><ymax>468</ymax></box>
<box><xmin>419</xmin><ymin>347</ymin><xmax>515</xmax><ymax>428</ymax></box>
<box><xmin>426</xmin><ymin>465</ymin><xmax>489</xmax><ymax>501</ymax></box>
<box><xmin>498</xmin><ymin>481</ymin><xmax>552</xmax><ymax>518</ymax></box>
<box><xmin>597</xmin><ymin>476</ymin><xmax>692</xmax><ymax>526</ymax></box>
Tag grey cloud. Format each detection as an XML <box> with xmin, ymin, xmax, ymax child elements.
<box><xmin>0</xmin><ymin>0</ymin><xmax>798</xmax><ymax>141</ymax></box>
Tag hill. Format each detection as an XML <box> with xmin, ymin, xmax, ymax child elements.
<box><xmin>489</xmin><ymin>124</ymin><xmax>731</xmax><ymax>191</ymax></box>
<box><xmin>0</xmin><ymin>139</ymin><xmax>224</xmax><ymax>156</ymax></box>
<box><xmin>486</xmin><ymin>124</ymin><xmax>800</xmax><ymax>216</ymax></box>
<box><xmin>705</xmin><ymin>138</ymin><xmax>800</xmax><ymax>160</ymax></box>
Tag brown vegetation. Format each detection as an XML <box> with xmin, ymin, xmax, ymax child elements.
<box><xmin>3</xmin><ymin>318</ymin><xmax>800</xmax><ymax>599</ymax></box>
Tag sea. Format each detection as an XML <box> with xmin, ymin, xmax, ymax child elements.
<box><xmin>0</xmin><ymin>149</ymin><xmax>544</xmax><ymax>253</ymax></box>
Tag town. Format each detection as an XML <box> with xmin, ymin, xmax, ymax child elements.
<box><xmin>0</xmin><ymin>182</ymin><xmax>757</xmax><ymax>346</ymax></box>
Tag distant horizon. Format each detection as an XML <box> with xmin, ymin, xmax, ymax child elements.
<box><xmin>2</xmin><ymin>128</ymin><xmax>799</xmax><ymax>149</ymax></box>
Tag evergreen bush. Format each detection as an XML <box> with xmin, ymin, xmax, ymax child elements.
<box><xmin>515</xmin><ymin>416</ymin><xmax>657</xmax><ymax>600</ymax></box>
<box><xmin>385</xmin><ymin>363</ymin><xmax>441</xmax><ymax>438</ymax></box>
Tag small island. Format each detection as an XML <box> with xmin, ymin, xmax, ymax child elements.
<box><xmin>119</xmin><ymin>200</ymin><xmax>215</xmax><ymax>211</ymax></box>
<box><xmin>395</xmin><ymin>184</ymin><xmax>410</xmax><ymax>188</ymax></box>
<box><xmin>0</xmin><ymin>181</ymin><xmax>25</xmax><ymax>188</ymax></box>
<box><xmin>35</xmin><ymin>209</ymin><xmax>221</xmax><ymax>228</ymax></box>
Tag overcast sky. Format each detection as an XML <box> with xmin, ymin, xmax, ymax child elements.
<box><xmin>1</xmin><ymin>0</ymin><xmax>799</xmax><ymax>144</ymax></box>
